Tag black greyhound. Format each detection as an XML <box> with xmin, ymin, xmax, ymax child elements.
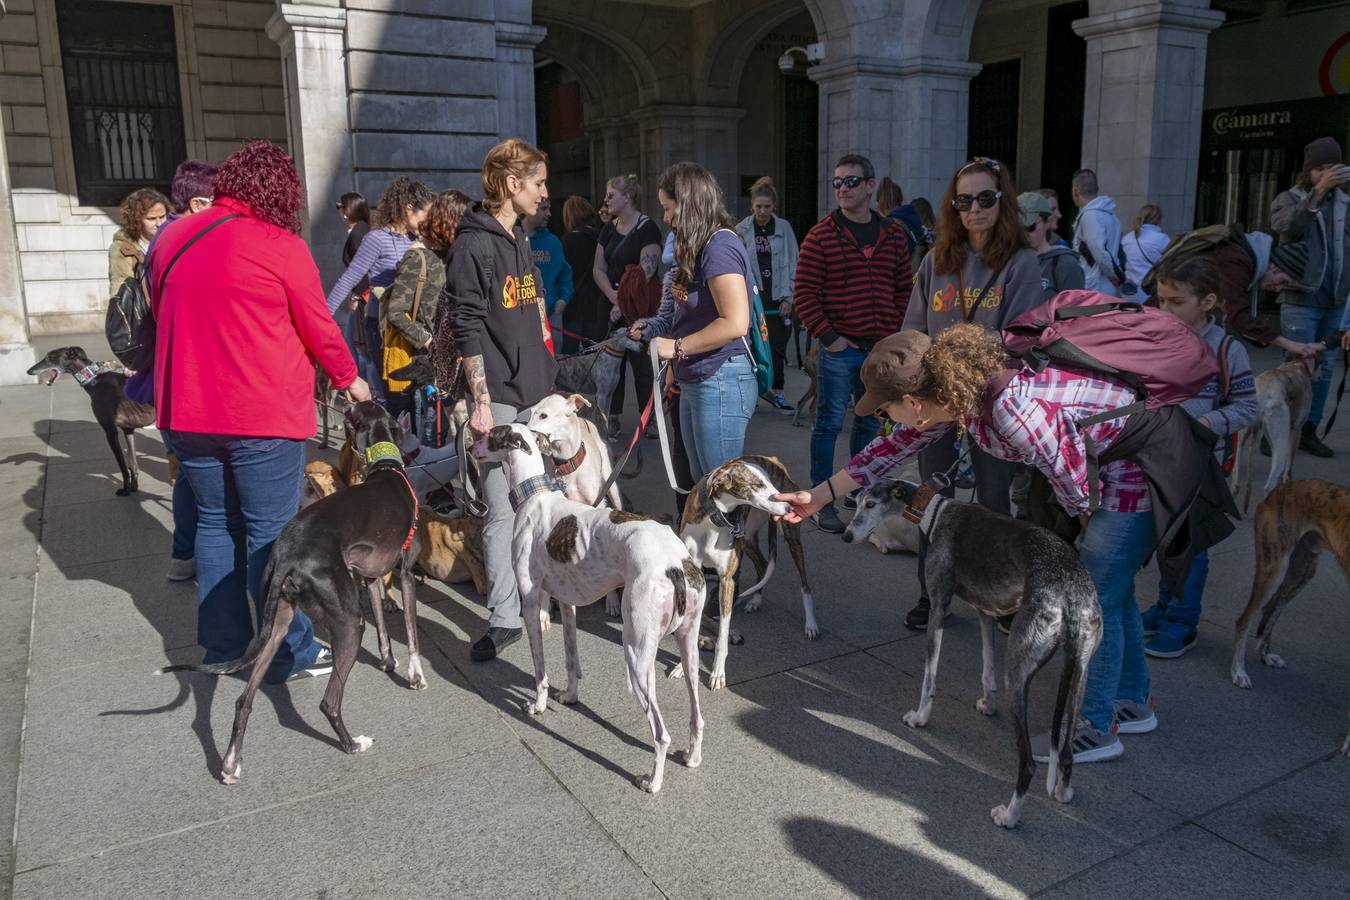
<box><xmin>28</xmin><ymin>346</ymin><xmax>154</xmax><ymax>495</ymax></box>
<box><xmin>160</xmin><ymin>401</ymin><xmax>425</xmax><ymax>784</ymax></box>
<box><xmin>886</xmin><ymin>479</ymin><xmax>1103</xmax><ymax>829</ymax></box>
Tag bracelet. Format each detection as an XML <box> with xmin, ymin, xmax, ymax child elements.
<box><xmin>673</xmin><ymin>337</ymin><xmax>685</xmax><ymax>360</ymax></box>
<box><xmin>826</xmin><ymin>478</ymin><xmax>837</xmax><ymax>502</ymax></box>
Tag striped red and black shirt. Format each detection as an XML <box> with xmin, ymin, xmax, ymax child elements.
<box><xmin>791</xmin><ymin>211</ymin><xmax>913</xmax><ymax>346</ymax></box>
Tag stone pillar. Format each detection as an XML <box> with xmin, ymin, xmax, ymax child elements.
<box><xmin>266</xmin><ymin>2</ymin><xmax>353</xmax><ymax>285</ymax></box>
<box><xmin>633</xmin><ymin>106</ymin><xmax>744</xmax><ymax>213</ymax></box>
<box><xmin>495</xmin><ymin>20</ymin><xmax>547</xmax><ymax>144</ymax></box>
<box><xmin>0</xmin><ymin>4</ymin><xmax>36</xmax><ymax>383</ymax></box>
<box><xmin>588</xmin><ymin>117</ymin><xmax>625</xmax><ymax>201</ymax></box>
<box><xmin>1074</xmin><ymin>1</ymin><xmax>1225</xmax><ymax>229</ymax></box>
<box><xmin>810</xmin><ymin>58</ymin><xmax>980</xmax><ymax>213</ymax></box>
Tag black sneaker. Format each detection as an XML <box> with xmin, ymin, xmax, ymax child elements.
<box><xmin>1299</xmin><ymin>423</ymin><xmax>1333</xmax><ymax>458</ymax></box>
<box><xmin>288</xmin><ymin>645</ymin><xmax>334</xmax><ymax>681</ymax></box>
<box><xmin>841</xmin><ymin>491</ymin><xmax>859</xmax><ymax>511</ymax></box>
<box><xmin>906</xmin><ymin>598</ymin><xmax>930</xmax><ymax>631</ymax></box>
<box><xmin>812</xmin><ymin>504</ymin><xmax>845</xmax><ymax>534</ymax></box>
<box><xmin>470</xmin><ymin>626</ymin><xmax>522</xmax><ymax>661</ymax></box>
<box><xmin>764</xmin><ymin>391</ymin><xmax>794</xmax><ymax>414</ymax></box>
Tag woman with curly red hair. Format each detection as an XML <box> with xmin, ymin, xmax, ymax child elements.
<box><xmin>108</xmin><ymin>187</ymin><xmax>169</xmax><ymax>297</ymax></box>
<box><xmin>149</xmin><ymin>140</ymin><xmax>370</xmax><ymax>685</ymax></box>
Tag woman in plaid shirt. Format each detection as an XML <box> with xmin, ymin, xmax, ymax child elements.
<box><xmin>777</xmin><ymin>323</ymin><xmax>1166</xmax><ymax>763</ymax></box>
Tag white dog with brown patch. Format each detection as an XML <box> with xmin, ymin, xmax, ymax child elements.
<box><xmin>473</xmin><ymin>422</ymin><xmax>707</xmax><ymax>794</ymax></box>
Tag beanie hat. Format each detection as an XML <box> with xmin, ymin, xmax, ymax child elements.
<box><xmin>1303</xmin><ymin>137</ymin><xmax>1342</xmax><ymax>172</ymax></box>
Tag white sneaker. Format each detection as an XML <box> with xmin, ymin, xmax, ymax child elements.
<box><xmin>166</xmin><ymin>557</ymin><xmax>196</xmax><ymax>581</ymax></box>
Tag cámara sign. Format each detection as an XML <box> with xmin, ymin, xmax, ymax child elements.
<box><xmin>1202</xmin><ymin>96</ymin><xmax>1350</xmax><ymax>149</ymax></box>
<box><xmin>1211</xmin><ymin>109</ymin><xmax>1292</xmax><ymax>136</ymax></box>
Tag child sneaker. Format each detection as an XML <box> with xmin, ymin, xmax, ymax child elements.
<box><xmin>1031</xmin><ymin>717</ymin><xmax>1122</xmax><ymax>764</ymax></box>
<box><xmin>1113</xmin><ymin>697</ymin><xmax>1157</xmax><ymax>734</ymax></box>
<box><xmin>1145</xmin><ymin>617</ymin><xmax>1197</xmax><ymax>659</ymax></box>
<box><xmin>1140</xmin><ymin>602</ymin><xmax>1167</xmax><ymax>636</ymax></box>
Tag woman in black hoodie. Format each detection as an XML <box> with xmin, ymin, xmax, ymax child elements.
<box><xmin>444</xmin><ymin>138</ymin><xmax>557</xmax><ymax>663</ymax></box>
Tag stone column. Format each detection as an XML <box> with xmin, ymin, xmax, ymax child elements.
<box><xmin>588</xmin><ymin>117</ymin><xmax>625</xmax><ymax>201</ymax></box>
<box><xmin>633</xmin><ymin>106</ymin><xmax>744</xmax><ymax>213</ymax></box>
<box><xmin>810</xmin><ymin>58</ymin><xmax>980</xmax><ymax>213</ymax></box>
<box><xmin>1074</xmin><ymin>1</ymin><xmax>1225</xmax><ymax>229</ymax></box>
<box><xmin>0</xmin><ymin>2</ymin><xmax>36</xmax><ymax>384</ymax></box>
<box><xmin>495</xmin><ymin>21</ymin><xmax>547</xmax><ymax>144</ymax></box>
<box><xmin>266</xmin><ymin>2</ymin><xmax>352</xmax><ymax>285</ymax></box>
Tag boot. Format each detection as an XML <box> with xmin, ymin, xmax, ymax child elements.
<box><xmin>1299</xmin><ymin>422</ymin><xmax>1333</xmax><ymax>458</ymax></box>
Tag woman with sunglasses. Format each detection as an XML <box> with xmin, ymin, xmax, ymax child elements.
<box><xmin>897</xmin><ymin>156</ymin><xmax>1041</xmax><ymax>631</ymax></box>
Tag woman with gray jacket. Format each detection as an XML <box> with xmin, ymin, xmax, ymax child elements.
<box><xmin>735</xmin><ymin>177</ymin><xmax>799</xmax><ymax>411</ymax></box>
<box><xmin>1270</xmin><ymin>136</ymin><xmax>1350</xmax><ymax>458</ymax></box>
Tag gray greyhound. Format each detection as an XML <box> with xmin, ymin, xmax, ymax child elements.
<box><xmin>160</xmin><ymin>401</ymin><xmax>425</xmax><ymax>784</ymax></box>
<box><xmin>891</xmin><ymin>479</ymin><xmax>1102</xmax><ymax>829</ymax></box>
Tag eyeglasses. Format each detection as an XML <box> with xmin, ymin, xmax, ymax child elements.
<box><xmin>193</xmin><ymin>197</ymin><xmax>212</xmax><ymax>206</ymax></box>
<box><xmin>952</xmin><ymin>190</ymin><xmax>1001</xmax><ymax>212</ymax></box>
<box><xmin>831</xmin><ymin>175</ymin><xmax>866</xmax><ymax>190</ymax></box>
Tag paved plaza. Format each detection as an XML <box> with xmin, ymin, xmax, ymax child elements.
<box><xmin>1</xmin><ymin>336</ymin><xmax>1348</xmax><ymax>899</ymax></box>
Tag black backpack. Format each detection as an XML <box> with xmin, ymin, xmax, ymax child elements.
<box><xmin>105</xmin><ymin>214</ymin><xmax>240</xmax><ymax>371</ymax></box>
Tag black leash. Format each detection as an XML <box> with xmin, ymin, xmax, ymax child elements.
<box><xmin>1322</xmin><ymin>338</ymin><xmax>1347</xmax><ymax>439</ymax></box>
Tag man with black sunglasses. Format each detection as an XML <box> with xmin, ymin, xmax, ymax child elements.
<box><xmin>793</xmin><ymin>153</ymin><xmax>914</xmax><ymax>533</ymax></box>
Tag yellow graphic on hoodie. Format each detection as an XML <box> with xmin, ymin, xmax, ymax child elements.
<box><xmin>502</xmin><ymin>273</ymin><xmax>540</xmax><ymax>310</ymax></box>
<box><xmin>929</xmin><ymin>281</ymin><xmax>1004</xmax><ymax>315</ymax></box>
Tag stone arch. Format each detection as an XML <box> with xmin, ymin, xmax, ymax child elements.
<box><xmin>698</xmin><ymin>0</ymin><xmax>820</xmax><ymax>106</ymax></box>
<box><xmin>532</xmin><ymin>11</ymin><xmax>660</xmax><ymax>110</ymax></box>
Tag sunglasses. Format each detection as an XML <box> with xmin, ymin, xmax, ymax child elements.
<box><xmin>952</xmin><ymin>190</ymin><xmax>1002</xmax><ymax>212</ymax></box>
<box><xmin>831</xmin><ymin>175</ymin><xmax>866</xmax><ymax>190</ymax></box>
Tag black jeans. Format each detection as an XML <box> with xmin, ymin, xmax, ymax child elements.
<box><xmin>609</xmin><ymin>349</ymin><xmax>654</xmax><ymax>420</ymax></box>
<box><xmin>765</xmin><ymin>311</ymin><xmax>789</xmax><ymax>391</ymax></box>
<box><xmin>915</xmin><ymin>434</ymin><xmax>1014</xmax><ymax>601</ymax></box>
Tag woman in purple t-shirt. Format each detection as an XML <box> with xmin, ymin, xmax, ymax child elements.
<box><xmin>650</xmin><ymin>162</ymin><xmax>758</xmax><ymax>480</ymax></box>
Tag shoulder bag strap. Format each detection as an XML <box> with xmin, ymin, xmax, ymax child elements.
<box><xmin>410</xmin><ymin>248</ymin><xmax>429</xmax><ymax>321</ymax></box>
<box><xmin>963</xmin><ymin>264</ymin><xmax>1007</xmax><ymax>323</ymax></box>
<box><xmin>155</xmin><ymin>214</ymin><xmax>243</xmax><ymax>297</ymax></box>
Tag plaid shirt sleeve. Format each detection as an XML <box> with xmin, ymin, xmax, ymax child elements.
<box><xmin>845</xmin><ymin>422</ymin><xmax>953</xmax><ymax>487</ymax></box>
<box><xmin>985</xmin><ymin>391</ymin><xmax>1093</xmax><ymax>516</ymax></box>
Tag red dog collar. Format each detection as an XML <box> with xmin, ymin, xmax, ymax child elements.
<box><xmin>552</xmin><ymin>443</ymin><xmax>586</xmax><ymax>476</ymax></box>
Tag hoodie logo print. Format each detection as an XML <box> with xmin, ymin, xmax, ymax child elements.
<box><xmin>502</xmin><ymin>273</ymin><xmax>540</xmax><ymax>310</ymax></box>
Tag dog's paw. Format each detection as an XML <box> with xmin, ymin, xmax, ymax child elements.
<box><xmin>559</xmin><ymin>686</ymin><xmax>579</xmax><ymax>705</ymax></box>
<box><xmin>728</xmin><ymin>629</ymin><xmax>744</xmax><ymax>646</ymax></box>
<box><xmin>902</xmin><ymin>710</ymin><xmax>928</xmax><ymax>728</ymax></box>
<box><xmin>990</xmin><ymin>804</ymin><xmax>1019</xmax><ymax>829</ymax></box>
<box><xmin>526</xmin><ymin>693</ymin><xmax>548</xmax><ymax>716</ymax></box>
<box><xmin>976</xmin><ymin>697</ymin><xmax>996</xmax><ymax>717</ymax></box>
<box><xmin>708</xmin><ymin>672</ymin><xmax>726</xmax><ymax>691</ymax></box>
<box><xmin>683</xmin><ymin>745</ymin><xmax>703</xmax><ymax>769</ymax></box>
<box><xmin>219</xmin><ymin>763</ymin><xmax>242</xmax><ymax>785</ymax></box>
<box><xmin>350</xmin><ymin>735</ymin><xmax>374</xmax><ymax>753</ymax></box>
<box><xmin>635</xmin><ymin>773</ymin><xmax>662</xmax><ymax>794</ymax></box>
<box><xmin>743</xmin><ymin>594</ymin><xmax>763</xmax><ymax>613</ymax></box>
<box><xmin>1261</xmin><ymin>652</ymin><xmax>1287</xmax><ymax>669</ymax></box>
<box><xmin>668</xmin><ymin>662</ymin><xmax>685</xmax><ymax>680</ymax></box>
<box><xmin>407</xmin><ymin>673</ymin><xmax>428</xmax><ymax>691</ymax></box>
<box><xmin>381</xmin><ymin>654</ymin><xmax>398</xmax><ymax>673</ymax></box>
<box><xmin>606</xmin><ymin>598</ymin><xmax>621</xmax><ymax>618</ymax></box>
<box><xmin>1053</xmin><ymin>782</ymin><xmax>1075</xmax><ymax>804</ymax></box>
<box><xmin>1231</xmin><ymin>669</ymin><xmax>1253</xmax><ymax>689</ymax></box>
<box><xmin>116</xmin><ymin>487</ymin><xmax>133</xmax><ymax>497</ymax></box>
<box><xmin>382</xmin><ymin>598</ymin><xmax>400</xmax><ymax>614</ymax></box>
<box><xmin>804</xmin><ymin>622</ymin><xmax>818</xmax><ymax>641</ymax></box>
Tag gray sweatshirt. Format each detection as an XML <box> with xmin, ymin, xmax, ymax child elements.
<box><xmin>901</xmin><ymin>246</ymin><xmax>1042</xmax><ymax>335</ymax></box>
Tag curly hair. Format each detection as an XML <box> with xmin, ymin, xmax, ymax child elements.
<box><xmin>482</xmin><ymin>139</ymin><xmax>548</xmax><ymax>214</ymax></box>
<box><xmin>373</xmin><ymin>176</ymin><xmax>435</xmax><ymax>231</ymax></box>
<box><xmin>421</xmin><ymin>189</ymin><xmax>471</xmax><ymax>255</ymax></box>
<box><xmin>211</xmin><ymin>140</ymin><xmax>303</xmax><ymax>233</ymax></box>
<box><xmin>169</xmin><ymin>160</ymin><xmax>217</xmax><ymax>214</ymax></box>
<box><xmin>658</xmin><ymin>161</ymin><xmax>733</xmax><ymax>290</ymax></box>
<box><xmin>118</xmin><ymin>188</ymin><xmax>169</xmax><ymax>241</ymax></box>
<box><xmin>915</xmin><ymin>323</ymin><xmax>1009</xmax><ymax>420</ymax></box>
<box><xmin>931</xmin><ymin>158</ymin><xmax>1028</xmax><ymax>275</ymax></box>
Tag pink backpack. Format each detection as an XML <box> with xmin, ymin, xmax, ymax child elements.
<box><xmin>987</xmin><ymin>290</ymin><xmax>1219</xmax><ymax>414</ymax></box>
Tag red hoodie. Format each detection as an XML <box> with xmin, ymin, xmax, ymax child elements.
<box><xmin>149</xmin><ymin>197</ymin><xmax>357</xmax><ymax>438</ymax></box>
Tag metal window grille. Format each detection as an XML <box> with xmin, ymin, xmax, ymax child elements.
<box><xmin>56</xmin><ymin>0</ymin><xmax>186</xmax><ymax>208</ymax></box>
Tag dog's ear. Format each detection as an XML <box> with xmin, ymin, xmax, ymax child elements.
<box><xmin>568</xmin><ymin>393</ymin><xmax>591</xmax><ymax>411</ymax></box>
<box><xmin>487</xmin><ymin>425</ymin><xmax>532</xmax><ymax>455</ymax></box>
<box><xmin>396</xmin><ymin>411</ymin><xmax>412</xmax><ymax>434</ymax></box>
<box><xmin>534</xmin><ymin>431</ymin><xmax>552</xmax><ymax>456</ymax></box>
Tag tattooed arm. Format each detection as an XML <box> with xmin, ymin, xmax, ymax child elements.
<box><xmin>639</xmin><ymin>242</ymin><xmax>661</xmax><ymax>279</ymax></box>
<box><xmin>446</xmin><ymin>236</ymin><xmax>495</xmax><ymax>435</ymax></box>
<box><xmin>464</xmin><ymin>354</ymin><xmax>493</xmax><ymax>435</ymax></box>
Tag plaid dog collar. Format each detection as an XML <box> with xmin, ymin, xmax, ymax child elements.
<box><xmin>509</xmin><ymin>474</ymin><xmax>564</xmax><ymax>512</ymax></box>
<box><xmin>551</xmin><ymin>443</ymin><xmax>586</xmax><ymax>476</ymax></box>
<box><xmin>73</xmin><ymin>363</ymin><xmax>108</xmax><ymax>386</ymax></box>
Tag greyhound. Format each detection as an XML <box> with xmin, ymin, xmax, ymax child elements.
<box><xmin>159</xmin><ymin>401</ymin><xmax>425</xmax><ymax>784</ymax></box>
<box><xmin>841</xmin><ymin>479</ymin><xmax>923</xmax><ymax>556</ymax></box>
<box><xmin>1232</xmin><ymin>356</ymin><xmax>1317</xmax><ymax>512</ymax></box>
<box><xmin>28</xmin><ymin>346</ymin><xmax>155</xmax><ymax>495</ymax></box>
<box><xmin>892</xmin><ymin>479</ymin><xmax>1102</xmax><ymax>829</ymax></box>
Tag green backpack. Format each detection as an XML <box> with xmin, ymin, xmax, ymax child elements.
<box><xmin>743</xmin><ymin>281</ymin><xmax>774</xmax><ymax>394</ymax></box>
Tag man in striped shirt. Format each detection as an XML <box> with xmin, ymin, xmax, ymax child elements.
<box><xmin>792</xmin><ymin>154</ymin><xmax>914</xmax><ymax>532</ymax></box>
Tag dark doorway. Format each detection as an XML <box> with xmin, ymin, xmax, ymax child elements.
<box><xmin>534</xmin><ymin>60</ymin><xmax>591</xmax><ymax>229</ymax></box>
<box><xmin>782</xmin><ymin>71</ymin><xmax>819</xmax><ymax>240</ymax></box>
<box><xmin>1039</xmin><ymin>1</ymin><xmax>1088</xmax><ymax>206</ymax></box>
<box><xmin>968</xmin><ymin>59</ymin><xmax>1022</xmax><ymax>176</ymax></box>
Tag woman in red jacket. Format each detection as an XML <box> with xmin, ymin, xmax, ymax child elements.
<box><xmin>150</xmin><ymin>141</ymin><xmax>370</xmax><ymax>684</ymax></box>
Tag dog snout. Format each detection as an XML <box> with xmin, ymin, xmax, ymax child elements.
<box><xmin>841</xmin><ymin>529</ymin><xmax>854</xmax><ymax>543</ymax></box>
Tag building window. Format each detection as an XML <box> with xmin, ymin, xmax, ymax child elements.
<box><xmin>56</xmin><ymin>0</ymin><xmax>186</xmax><ymax>208</ymax></box>
<box><xmin>968</xmin><ymin>59</ymin><xmax>1021</xmax><ymax>177</ymax></box>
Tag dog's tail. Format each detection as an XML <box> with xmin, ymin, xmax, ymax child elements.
<box><xmin>1049</xmin><ymin>596</ymin><xmax>1100</xmax><ymax>769</ymax></box>
<box><xmin>737</xmin><ymin>523</ymin><xmax>778</xmax><ymax>599</ymax></box>
<box><xmin>157</xmin><ymin>559</ymin><xmax>292</xmax><ymax>676</ymax></box>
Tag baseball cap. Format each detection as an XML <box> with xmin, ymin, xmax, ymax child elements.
<box><xmin>1016</xmin><ymin>192</ymin><xmax>1051</xmax><ymax>228</ymax></box>
<box><xmin>854</xmin><ymin>331</ymin><xmax>932</xmax><ymax>417</ymax></box>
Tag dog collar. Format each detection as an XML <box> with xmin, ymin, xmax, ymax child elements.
<box><xmin>508</xmin><ymin>474</ymin><xmax>564</xmax><ymax>512</ymax></box>
<box><xmin>551</xmin><ymin>443</ymin><xmax>586</xmax><ymax>476</ymax></box>
<box><xmin>698</xmin><ymin>485</ymin><xmax>744</xmax><ymax>538</ymax></box>
<box><xmin>365</xmin><ymin>441</ymin><xmax>402</xmax><ymax>465</ymax></box>
<box><xmin>902</xmin><ymin>487</ymin><xmax>949</xmax><ymax>538</ymax></box>
<box><xmin>73</xmin><ymin>363</ymin><xmax>108</xmax><ymax>386</ymax></box>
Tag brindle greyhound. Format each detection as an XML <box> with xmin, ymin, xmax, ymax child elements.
<box><xmin>28</xmin><ymin>346</ymin><xmax>155</xmax><ymax>495</ymax></box>
<box><xmin>159</xmin><ymin>401</ymin><xmax>425</xmax><ymax>784</ymax></box>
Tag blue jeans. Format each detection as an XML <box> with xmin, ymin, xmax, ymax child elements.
<box><xmin>678</xmin><ymin>354</ymin><xmax>758</xmax><ymax>481</ymax></box>
<box><xmin>1280</xmin><ymin>301</ymin><xmax>1344</xmax><ymax>426</ymax></box>
<box><xmin>161</xmin><ymin>431</ymin><xmax>198</xmax><ymax>561</ymax></box>
<box><xmin>363</xmin><ymin>315</ymin><xmax>389</xmax><ymax>406</ymax></box>
<box><xmin>1154</xmin><ymin>549</ymin><xmax>1209</xmax><ymax>629</ymax></box>
<box><xmin>1079</xmin><ymin>509</ymin><xmax>1157</xmax><ymax>733</ymax></box>
<box><xmin>811</xmin><ymin>345</ymin><xmax>880</xmax><ymax>486</ymax></box>
<box><xmin>168</xmin><ymin>431</ymin><xmax>318</xmax><ymax>684</ymax></box>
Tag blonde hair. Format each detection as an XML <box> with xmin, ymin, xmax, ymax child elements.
<box><xmin>915</xmin><ymin>323</ymin><xmax>1008</xmax><ymax>420</ymax></box>
<box><xmin>606</xmin><ymin>173</ymin><xmax>642</xmax><ymax>209</ymax></box>
<box><xmin>1132</xmin><ymin>203</ymin><xmax>1163</xmax><ymax>239</ymax></box>
<box><xmin>481</xmin><ymin>138</ymin><xmax>548</xmax><ymax>213</ymax></box>
<box><xmin>749</xmin><ymin>176</ymin><xmax>778</xmax><ymax>207</ymax></box>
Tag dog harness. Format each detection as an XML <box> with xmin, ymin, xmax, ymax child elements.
<box><xmin>551</xmin><ymin>443</ymin><xmax>586</xmax><ymax>476</ymax></box>
<box><xmin>902</xmin><ymin>484</ymin><xmax>949</xmax><ymax>538</ymax></box>
<box><xmin>697</xmin><ymin>485</ymin><xmax>745</xmax><ymax>538</ymax></box>
<box><xmin>366</xmin><ymin>443</ymin><xmax>418</xmax><ymax>551</ymax></box>
<box><xmin>73</xmin><ymin>363</ymin><xmax>110</xmax><ymax>386</ymax></box>
<box><xmin>508</xmin><ymin>474</ymin><xmax>564</xmax><ymax>512</ymax></box>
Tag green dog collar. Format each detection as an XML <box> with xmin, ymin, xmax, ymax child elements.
<box><xmin>365</xmin><ymin>441</ymin><xmax>402</xmax><ymax>464</ymax></box>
